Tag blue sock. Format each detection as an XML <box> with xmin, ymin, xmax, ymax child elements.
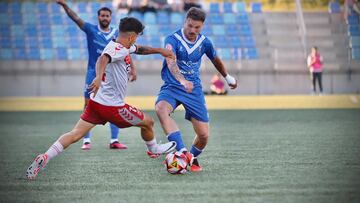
<box><xmin>167</xmin><ymin>131</ymin><xmax>185</xmax><ymax>151</ymax></box>
<box><xmin>190</xmin><ymin>145</ymin><xmax>203</xmax><ymax>158</ymax></box>
<box><xmin>110</xmin><ymin>123</ymin><xmax>119</xmax><ymax>140</ymax></box>
<box><xmin>83</xmin><ymin>132</ymin><xmax>91</xmax><ymax>143</ymax></box>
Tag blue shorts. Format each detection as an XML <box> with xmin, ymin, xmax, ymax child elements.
<box><xmin>156</xmin><ymin>84</ymin><xmax>209</xmax><ymax>122</ymax></box>
<box><xmin>84</xmin><ymin>69</ymin><xmax>96</xmax><ymax>99</ymax></box>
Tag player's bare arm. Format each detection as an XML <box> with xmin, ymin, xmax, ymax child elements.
<box><xmin>165</xmin><ymin>57</ymin><xmax>194</xmax><ymax>93</ymax></box>
<box><xmin>211</xmin><ymin>57</ymin><xmax>238</xmax><ymax>89</ymax></box>
<box><xmin>135</xmin><ymin>45</ymin><xmax>175</xmax><ymax>60</ymax></box>
<box><xmin>56</xmin><ymin>0</ymin><xmax>85</xmax><ymax>29</ymax></box>
<box><xmin>129</xmin><ymin>57</ymin><xmax>137</xmax><ymax>82</ymax></box>
<box><xmin>89</xmin><ymin>54</ymin><xmax>110</xmax><ymax>96</ymax></box>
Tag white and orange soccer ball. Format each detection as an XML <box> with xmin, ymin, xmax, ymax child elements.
<box><xmin>164</xmin><ymin>151</ymin><xmax>188</xmax><ymax>174</ymax></box>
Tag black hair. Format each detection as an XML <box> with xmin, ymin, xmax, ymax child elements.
<box><xmin>186</xmin><ymin>7</ymin><xmax>206</xmax><ymax>22</ymax></box>
<box><xmin>119</xmin><ymin>17</ymin><xmax>145</xmax><ymax>35</ymax></box>
<box><xmin>97</xmin><ymin>7</ymin><xmax>112</xmax><ymax>16</ymax></box>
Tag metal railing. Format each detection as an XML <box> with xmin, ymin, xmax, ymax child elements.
<box><xmin>295</xmin><ymin>0</ymin><xmax>307</xmax><ymax>59</ymax></box>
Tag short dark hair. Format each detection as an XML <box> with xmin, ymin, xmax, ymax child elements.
<box><xmin>97</xmin><ymin>7</ymin><xmax>112</xmax><ymax>16</ymax></box>
<box><xmin>186</xmin><ymin>7</ymin><xmax>206</xmax><ymax>22</ymax></box>
<box><xmin>119</xmin><ymin>17</ymin><xmax>145</xmax><ymax>35</ymax></box>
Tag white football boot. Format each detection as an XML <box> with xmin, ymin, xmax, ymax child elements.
<box><xmin>147</xmin><ymin>141</ymin><xmax>176</xmax><ymax>158</ymax></box>
<box><xmin>26</xmin><ymin>154</ymin><xmax>48</xmax><ymax>180</ymax></box>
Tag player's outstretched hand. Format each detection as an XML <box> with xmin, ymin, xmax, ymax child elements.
<box><xmin>160</xmin><ymin>49</ymin><xmax>175</xmax><ymax>60</ymax></box>
<box><xmin>129</xmin><ymin>69</ymin><xmax>137</xmax><ymax>82</ymax></box>
<box><xmin>180</xmin><ymin>79</ymin><xmax>193</xmax><ymax>93</ymax></box>
<box><xmin>229</xmin><ymin>81</ymin><xmax>237</xmax><ymax>89</ymax></box>
<box><xmin>89</xmin><ymin>77</ymin><xmax>101</xmax><ymax>97</ymax></box>
<box><xmin>225</xmin><ymin>75</ymin><xmax>238</xmax><ymax>89</ymax></box>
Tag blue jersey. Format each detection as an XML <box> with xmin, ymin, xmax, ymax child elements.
<box><xmin>161</xmin><ymin>29</ymin><xmax>217</xmax><ymax>89</ymax></box>
<box><xmin>82</xmin><ymin>22</ymin><xmax>118</xmax><ymax>72</ymax></box>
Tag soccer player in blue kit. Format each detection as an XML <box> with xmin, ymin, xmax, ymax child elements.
<box><xmin>155</xmin><ymin>8</ymin><xmax>238</xmax><ymax>172</ymax></box>
<box><xmin>57</xmin><ymin>0</ymin><xmax>131</xmax><ymax>150</ymax></box>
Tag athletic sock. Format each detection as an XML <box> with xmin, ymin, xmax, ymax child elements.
<box><xmin>190</xmin><ymin>145</ymin><xmax>203</xmax><ymax>158</ymax></box>
<box><xmin>110</xmin><ymin>139</ymin><xmax>118</xmax><ymax>144</ymax></box>
<box><xmin>167</xmin><ymin>131</ymin><xmax>186</xmax><ymax>151</ymax></box>
<box><xmin>145</xmin><ymin>138</ymin><xmax>157</xmax><ymax>152</ymax></box>
<box><xmin>45</xmin><ymin>141</ymin><xmax>64</xmax><ymax>160</ymax></box>
<box><xmin>110</xmin><ymin>123</ymin><xmax>119</xmax><ymax>140</ymax></box>
<box><xmin>83</xmin><ymin>132</ymin><xmax>91</xmax><ymax>143</ymax></box>
<box><xmin>83</xmin><ymin>137</ymin><xmax>91</xmax><ymax>144</ymax></box>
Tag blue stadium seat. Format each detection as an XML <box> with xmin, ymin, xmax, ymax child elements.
<box><xmin>351</xmin><ymin>47</ymin><xmax>360</xmax><ymax>59</ymax></box>
<box><xmin>67</xmin><ymin>26</ymin><xmax>80</xmax><ymax>38</ymax></box>
<box><xmin>23</xmin><ymin>14</ymin><xmax>37</xmax><ymax>25</ymax></box>
<box><xmin>40</xmin><ymin>48</ymin><xmax>54</xmax><ymax>60</ymax></box>
<box><xmin>247</xmin><ymin>48</ymin><xmax>258</xmax><ymax>59</ymax></box>
<box><xmin>201</xmin><ymin>25</ymin><xmax>213</xmax><ymax>36</ymax></box>
<box><xmin>209</xmin><ymin>3</ymin><xmax>220</xmax><ymax>13</ymax></box>
<box><xmin>350</xmin><ymin>36</ymin><xmax>360</xmax><ymax>48</ymax></box>
<box><xmin>0</xmin><ymin>49</ymin><xmax>13</xmax><ymax>60</ymax></box>
<box><xmin>212</xmin><ymin>25</ymin><xmax>226</xmax><ymax>36</ymax></box>
<box><xmin>10</xmin><ymin>13</ymin><xmax>22</xmax><ymax>25</ymax></box>
<box><xmin>147</xmin><ymin>37</ymin><xmax>161</xmax><ymax>47</ymax></box>
<box><xmin>236</xmin><ymin>2</ymin><xmax>246</xmax><ymax>13</ymax></box>
<box><xmin>78</xmin><ymin>13</ymin><xmax>91</xmax><ymax>22</ymax></box>
<box><xmin>52</xmin><ymin>37</ymin><xmax>67</xmax><ymax>48</ymax></box>
<box><xmin>0</xmin><ymin>14</ymin><xmax>9</xmax><ymax>25</ymax></box>
<box><xmin>348</xmin><ymin>14</ymin><xmax>359</xmax><ymax>25</ymax></box>
<box><xmin>9</xmin><ymin>2</ymin><xmax>21</xmax><ymax>13</ymax></box>
<box><xmin>37</xmin><ymin>13</ymin><xmax>51</xmax><ymax>25</ymax></box>
<box><xmin>25</xmin><ymin>26</ymin><xmax>38</xmax><ymax>37</ymax></box>
<box><xmin>0</xmin><ymin>38</ymin><xmax>11</xmax><ymax>48</ymax></box>
<box><xmin>143</xmin><ymin>25</ymin><xmax>159</xmax><ymax>36</ymax></box>
<box><xmin>55</xmin><ymin>48</ymin><xmax>68</xmax><ymax>60</ymax></box>
<box><xmin>170</xmin><ymin>12</ymin><xmax>183</xmax><ymax>24</ymax></box>
<box><xmin>21</xmin><ymin>2</ymin><xmax>35</xmax><ymax>13</ymax></box>
<box><xmin>329</xmin><ymin>2</ymin><xmax>340</xmax><ymax>13</ymax></box>
<box><xmin>11</xmin><ymin>25</ymin><xmax>24</xmax><ymax>37</ymax></box>
<box><xmin>13</xmin><ymin>49</ymin><xmax>27</xmax><ymax>60</ymax></box>
<box><xmin>49</xmin><ymin>3</ymin><xmax>61</xmax><ymax>14</ymax></box>
<box><xmin>144</xmin><ymin>12</ymin><xmax>157</xmax><ymax>25</ymax></box>
<box><xmin>40</xmin><ymin>38</ymin><xmax>53</xmax><ymax>49</ymax></box>
<box><xmin>38</xmin><ymin>26</ymin><xmax>52</xmax><ymax>38</ymax></box>
<box><xmin>0</xmin><ymin>2</ymin><xmax>8</xmax><ymax>13</ymax></box>
<box><xmin>223</xmin><ymin>2</ymin><xmax>233</xmax><ymax>13</ymax></box>
<box><xmin>157</xmin><ymin>11</ymin><xmax>170</xmax><ymax>24</ymax></box>
<box><xmin>229</xmin><ymin>37</ymin><xmax>242</xmax><ymax>48</ymax></box>
<box><xmin>159</xmin><ymin>25</ymin><xmax>176</xmax><ymax>35</ymax></box>
<box><xmin>51</xmin><ymin>25</ymin><xmax>66</xmax><ymax>38</ymax></box>
<box><xmin>26</xmin><ymin>37</ymin><xmax>39</xmax><ymax>48</ymax></box>
<box><xmin>217</xmin><ymin>48</ymin><xmax>232</xmax><ymax>60</ymax></box>
<box><xmin>68</xmin><ymin>37</ymin><xmax>81</xmax><ymax>48</ymax></box>
<box><xmin>89</xmin><ymin>2</ymin><xmax>101</xmax><ymax>12</ymax></box>
<box><xmin>239</xmin><ymin>25</ymin><xmax>252</xmax><ymax>36</ymax></box>
<box><xmin>13</xmin><ymin>38</ymin><xmax>25</xmax><ymax>48</ymax></box>
<box><xmin>51</xmin><ymin>14</ymin><xmax>64</xmax><ymax>25</ymax></box>
<box><xmin>237</xmin><ymin>13</ymin><xmax>249</xmax><ymax>24</ymax></box>
<box><xmin>77</xmin><ymin>2</ymin><xmax>88</xmax><ymax>13</ymax></box>
<box><xmin>27</xmin><ymin>48</ymin><xmax>41</xmax><ymax>60</ymax></box>
<box><xmin>36</xmin><ymin>2</ymin><xmax>48</xmax><ymax>13</ymax></box>
<box><xmin>251</xmin><ymin>2</ymin><xmax>262</xmax><ymax>13</ymax></box>
<box><xmin>242</xmin><ymin>37</ymin><xmax>255</xmax><ymax>48</ymax></box>
<box><xmin>209</xmin><ymin>14</ymin><xmax>223</xmax><ymax>24</ymax></box>
<box><xmin>348</xmin><ymin>25</ymin><xmax>360</xmax><ymax>36</ymax></box>
<box><xmin>129</xmin><ymin>11</ymin><xmax>143</xmax><ymax>22</ymax></box>
<box><xmin>226</xmin><ymin>25</ymin><xmax>239</xmax><ymax>36</ymax></box>
<box><xmin>213</xmin><ymin>36</ymin><xmax>229</xmax><ymax>48</ymax></box>
<box><xmin>223</xmin><ymin>13</ymin><xmax>236</xmax><ymax>24</ymax></box>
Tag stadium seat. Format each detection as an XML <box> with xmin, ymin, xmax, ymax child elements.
<box><xmin>350</xmin><ymin>36</ymin><xmax>360</xmax><ymax>48</ymax></box>
<box><xmin>36</xmin><ymin>2</ymin><xmax>48</xmax><ymax>13</ymax></box>
<box><xmin>0</xmin><ymin>14</ymin><xmax>10</xmax><ymax>25</ymax></box>
<box><xmin>209</xmin><ymin>14</ymin><xmax>223</xmax><ymax>24</ymax></box>
<box><xmin>10</xmin><ymin>13</ymin><xmax>23</xmax><ymax>25</ymax></box>
<box><xmin>0</xmin><ymin>2</ymin><xmax>8</xmax><ymax>13</ymax></box>
<box><xmin>226</xmin><ymin>25</ymin><xmax>239</xmax><ymax>36</ymax></box>
<box><xmin>144</xmin><ymin>12</ymin><xmax>157</xmax><ymax>25</ymax></box>
<box><xmin>201</xmin><ymin>25</ymin><xmax>213</xmax><ymax>36</ymax></box>
<box><xmin>55</xmin><ymin>48</ymin><xmax>68</xmax><ymax>60</ymax></box>
<box><xmin>11</xmin><ymin>25</ymin><xmax>24</xmax><ymax>37</ymax></box>
<box><xmin>170</xmin><ymin>12</ymin><xmax>183</xmax><ymax>24</ymax></box>
<box><xmin>13</xmin><ymin>49</ymin><xmax>27</xmax><ymax>60</ymax></box>
<box><xmin>147</xmin><ymin>36</ymin><xmax>162</xmax><ymax>47</ymax></box>
<box><xmin>51</xmin><ymin>25</ymin><xmax>66</xmax><ymax>38</ymax></box>
<box><xmin>38</xmin><ymin>13</ymin><xmax>51</xmax><ymax>25</ymax></box>
<box><xmin>68</xmin><ymin>37</ymin><xmax>81</xmax><ymax>48</ymax></box>
<box><xmin>242</xmin><ymin>37</ymin><xmax>255</xmax><ymax>48</ymax></box>
<box><xmin>247</xmin><ymin>48</ymin><xmax>258</xmax><ymax>59</ymax></box>
<box><xmin>9</xmin><ymin>2</ymin><xmax>21</xmax><ymax>13</ymax></box>
<box><xmin>223</xmin><ymin>13</ymin><xmax>236</xmax><ymax>24</ymax></box>
<box><xmin>348</xmin><ymin>14</ymin><xmax>359</xmax><ymax>25</ymax></box>
<box><xmin>351</xmin><ymin>47</ymin><xmax>360</xmax><ymax>59</ymax></box>
<box><xmin>236</xmin><ymin>2</ymin><xmax>246</xmax><ymax>13</ymax></box>
<box><xmin>223</xmin><ymin>2</ymin><xmax>233</xmax><ymax>13</ymax></box>
<box><xmin>25</xmin><ymin>26</ymin><xmax>38</xmax><ymax>37</ymax></box>
<box><xmin>77</xmin><ymin>2</ymin><xmax>88</xmax><ymax>13</ymax></box>
<box><xmin>27</xmin><ymin>48</ymin><xmax>41</xmax><ymax>60</ymax></box>
<box><xmin>51</xmin><ymin>14</ymin><xmax>64</xmax><ymax>25</ymax></box>
<box><xmin>328</xmin><ymin>2</ymin><xmax>341</xmax><ymax>13</ymax></box>
<box><xmin>213</xmin><ymin>36</ymin><xmax>229</xmax><ymax>48</ymax></box>
<box><xmin>159</xmin><ymin>25</ymin><xmax>176</xmax><ymax>35</ymax></box>
<box><xmin>157</xmin><ymin>11</ymin><xmax>170</xmax><ymax>24</ymax></box>
<box><xmin>0</xmin><ymin>38</ymin><xmax>11</xmax><ymax>48</ymax></box>
<box><xmin>217</xmin><ymin>48</ymin><xmax>233</xmax><ymax>60</ymax></box>
<box><xmin>52</xmin><ymin>37</ymin><xmax>67</xmax><ymax>48</ymax></box>
<box><xmin>40</xmin><ymin>48</ymin><xmax>54</xmax><ymax>60</ymax></box>
<box><xmin>239</xmin><ymin>25</ymin><xmax>252</xmax><ymax>36</ymax></box>
<box><xmin>129</xmin><ymin>11</ymin><xmax>143</xmax><ymax>22</ymax></box>
<box><xmin>0</xmin><ymin>49</ymin><xmax>13</xmax><ymax>60</ymax></box>
<box><xmin>209</xmin><ymin>3</ymin><xmax>220</xmax><ymax>13</ymax></box>
<box><xmin>143</xmin><ymin>25</ymin><xmax>159</xmax><ymax>36</ymax></box>
<box><xmin>49</xmin><ymin>3</ymin><xmax>61</xmax><ymax>14</ymax></box>
<box><xmin>212</xmin><ymin>25</ymin><xmax>226</xmax><ymax>36</ymax></box>
<box><xmin>348</xmin><ymin>25</ymin><xmax>360</xmax><ymax>36</ymax></box>
<box><xmin>39</xmin><ymin>38</ymin><xmax>53</xmax><ymax>49</ymax></box>
<box><xmin>251</xmin><ymin>2</ymin><xmax>262</xmax><ymax>13</ymax></box>
<box><xmin>21</xmin><ymin>2</ymin><xmax>35</xmax><ymax>13</ymax></box>
<box><xmin>89</xmin><ymin>2</ymin><xmax>101</xmax><ymax>12</ymax></box>
<box><xmin>237</xmin><ymin>13</ymin><xmax>249</xmax><ymax>24</ymax></box>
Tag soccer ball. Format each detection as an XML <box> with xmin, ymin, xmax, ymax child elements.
<box><xmin>164</xmin><ymin>151</ymin><xmax>188</xmax><ymax>174</ymax></box>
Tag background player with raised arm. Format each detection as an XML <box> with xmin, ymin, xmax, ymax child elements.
<box><xmin>26</xmin><ymin>17</ymin><xmax>176</xmax><ymax>180</ymax></box>
<box><xmin>57</xmin><ymin>0</ymin><xmax>131</xmax><ymax>150</ymax></box>
<box><xmin>155</xmin><ymin>8</ymin><xmax>238</xmax><ymax>172</ymax></box>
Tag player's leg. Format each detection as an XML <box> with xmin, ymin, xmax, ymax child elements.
<box><xmin>189</xmin><ymin>119</ymin><xmax>209</xmax><ymax>172</ymax></box>
<box><xmin>109</xmin><ymin>123</ymin><xmax>127</xmax><ymax>149</ymax></box>
<box><xmin>318</xmin><ymin>72</ymin><xmax>323</xmax><ymax>94</ymax></box>
<box><xmin>82</xmin><ymin>96</ymin><xmax>92</xmax><ymax>149</ymax></box>
<box><xmin>27</xmin><ymin>119</ymin><xmax>96</xmax><ymax>179</ymax></box>
<box><xmin>311</xmin><ymin>72</ymin><xmax>316</xmax><ymax>94</ymax></box>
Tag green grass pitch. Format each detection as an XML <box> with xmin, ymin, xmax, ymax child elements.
<box><xmin>0</xmin><ymin>110</ymin><xmax>359</xmax><ymax>203</ymax></box>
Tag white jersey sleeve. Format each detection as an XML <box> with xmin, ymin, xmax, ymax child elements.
<box><xmin>102</xmin><ymin>41</ymin><xmax>129</xmax><ymax>63</ymax></box>
<box><xmin>129</xmin><ymin>44</ymin><xmax>137</xmax><ymax>54</ymax></box>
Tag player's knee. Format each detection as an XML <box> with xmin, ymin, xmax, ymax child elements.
<box><xmin>198</xmin><ymin>133</ymin><xmax>209</xmax><ymax>143</ymax></box>
<box><xmin>143</xmin><ymin>116</ymin><xmax>154</xmax><ymax>128</ymax></box>
<box><xmin>155</xmin><ymin>104</ymin><xmax>171</xmax><ymax>118</ymax></box>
